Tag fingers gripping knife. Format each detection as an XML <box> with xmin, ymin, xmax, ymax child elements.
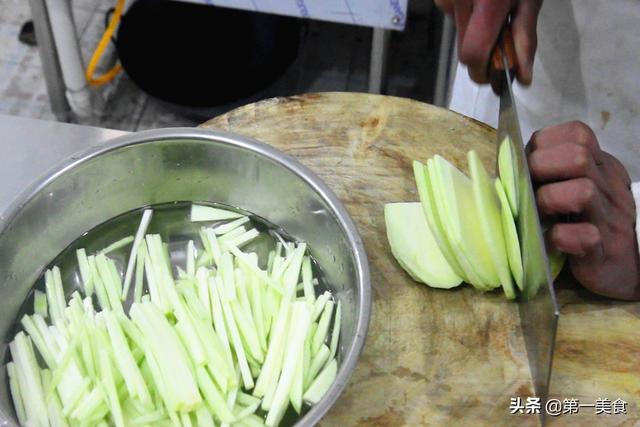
<box><xmin>489</xmin><ymin>25</ymin><xmax>561</xmax><ymax>425</ymax></box>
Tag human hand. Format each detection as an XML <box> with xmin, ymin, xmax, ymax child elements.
<box><xmin>434</xmin><ymin>0</ymin><xmax>543</xmax><ymax>85</ymax></box>
<box><xmin>527</xmin><ymin>121</ymin><xmax>640</xmax><ymax>300</ymax></box>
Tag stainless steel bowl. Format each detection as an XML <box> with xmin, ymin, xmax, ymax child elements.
<box><xmin>0</xmin><ymin>128</ymin><xmax>371</xmax><ymax>426</ymax></box>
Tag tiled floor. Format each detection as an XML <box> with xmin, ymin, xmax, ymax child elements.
<box><xmin>0</xmin><ymin>0</ymin><xmax>443</xmax><ymax>131</ymax></box>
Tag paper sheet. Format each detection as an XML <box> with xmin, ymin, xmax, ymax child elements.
<box><xmin>178</xmin><ymin>0</ymin><xmax>408</xmax><ymax>29</ymax></box>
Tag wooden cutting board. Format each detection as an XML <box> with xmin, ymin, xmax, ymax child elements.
<box><xmin>201</xmin><ymin>92</ymin><xmax>640</xmax><ymax>426</ymax></box>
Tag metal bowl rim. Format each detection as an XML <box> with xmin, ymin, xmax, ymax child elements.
<box><xmin>0</xmin><ymin>127</ymin><xmax>371</xmax><ymax>426</ymax></box>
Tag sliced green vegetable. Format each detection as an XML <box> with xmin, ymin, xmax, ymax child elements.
<box><xmin>187</xmin><ymin>240</ymin><xmax>196</xmax><ymax>278</ymax></box>
<box><xmin>213</xmin><ymin>216</ymin><xmax>250</xmax><ymax>235</ymax></box>
<box><xmin>130</xmin><ymin>303</ymin><xmax>202</xmax><ymax>412</ymax></box>
<box><xmin>123</xmin><ymin>209</ymin><xmax>153</xmax><ymax>300</ymax></box>
<box><xmin>201</xmin><ymin>227</ymin><xmax>223</xmax><ymax>267</ymax></box>
<box><xmin>413</xmin><ymin>160</ymin><xmax>466</xmax><ymax>280</ymax></box>
<box><xmin>99</xmin><ymin>236</ymin><xmax>134</xmax><ymax>256</ymax></box>
<box><xmin>191</xmin><ymin>205</ymin><xmax>244</xmax><ymax>222</ymax></box>
<box><xmin>195</xmin><ymin>406</ymin><xmax>216</xmax><ymax>427</ymax></box>
<box><xmin>468</xmin><ymin>150</ymin><xmax>515</xmax><ymax>299</ymax></box>
<box><xmin>254</xmin><ymin>300</ymin><xmax>291</xmax><ymax>401</ymax></box>
<box><xmin>133</xmin><ymin>243</ymin><xmax>147</xmax><ymax>304</ymax></box>
<box><xmin>195</xmin><ymin>366</ymin><xmax>235</xmax><ymax>424</ymax></box>
<box><xmin>235</xmin><ymin>399</ymin><xmax>263</xmax><ymax>421</ymax></box>
<box><xmin>281</xmin><ymin>244</ymin><xmax>307</xmax><ymax>296</ymax></box>
<box><xmin>216</xmin><ymin>283</ymin><xmax>254</xmax><ymax>390</ymax></box>
<box><xmin>95</xmin><ymin>254</ymin><xmax>124</xmax><ymax>313</ymax></box>
<box><xmin>10</xmin><ymin>333</ymin><xmax>49</xmax><ymax>427</ymax></box>
<box><xmin>8</xmin><ymin>203</ymin><xmax>341</xmax><ymax>427</ymax></box>
<box><xmin>303</xmin><ymin>358</ymin><xmax>337</xmax><ymax>406</ymax></box>
<box><xmin>307</xmin><ymin>344</ymin><xmax>330</xmax><ymax>389</ymax></box>
<box><xmin>498</xmin><ymin>136</ymin><xmax>519</xmax><ymax>217</ymax></box>
<box><xmin>301</xmin><ymin>257</ymin><xmax>316</xmax><ymax>305</ymax></box>
<box><xmin>433</xmin><ymin>155</ymin><xmax>499</xmax><ymax>288</ymax></box>
<box><xmin>98</xmin><ymin>351</ymin><xmax>125</xmax><ymax>427</ymax></box>
<box><xmin>76</xmin><ymin>248</ymin><xmax>93</xmax><ymax>298</ymax></box>
<box><xmin>219</xmin><ymin>226</ymin><xmax>247</xmax><ymax>245</ymax></box>
<box><xmin>495</xmin><ymin>178</ymin><xmax>524</xmax><ymax>290</ymax></box>
<box><xmin>208</xmin><ymin>276</ymin><xmax>236</xmax><ymax>374</ymax></box>
<box><xmin>289</xmin><ymin>352</ymin><xmax>304</xmax><ymax>414</ymax></box>
<box><xmin>311</xmin><ymin>291</ymin><xmax>331</xmax><ymax>322</ymax></box>
<box><xmin>129</xmin><ymin>409</ymin><xmax>166</xmax><ymax>426</ymax></box>
<box><xmin>239</xmin><ymin>414</ymin><xmax>267</xmax><ymax>427</ymax></box>
<box><xmin>312</xmin><ymin>300</ymin><xmax>334</xmax><ymax>355</ymax></box>
<box><xmin>102</xmin><ymin>310</ymin><xmax>151</xmax><ymax>405</ymax></box>
<box><xmin>230</xmin><ymin>275</ymin><xmax>264</xmax><ymax>364</ymax></box>
<box><xmin>219</xmin><ymin>251</ymin><xmax>236</xmax><ymax>301</ymax></box>
<box><xmin>7</xmin><ymin>362</ymin><xmax>26</xmax><ymax>425</ymax></box>
<box><xmin>223</xmin><ymin>229</ymin><xmax>260</xmax><ymax>251</ymax></box>
<box><xmin>181</xmin><ymin>412</ymin><xmax>194</xmax><ymax>427</ymax></box>
<box><xmin>265</xmin><ymin>302</ymin><xmax>311</xmax><ymax>427</ymax></box>
<box><xmin>20</xmin><ymin>315</ymin><xmax>56</xmax><ymax>369</ymax></box>
<box><xmin>70</xmin><ymin>388</ymin><xmax>106</xmax><ymax>421</ymax></box>
<box><xmin>549</xmin><ymin>248</ymin><xmax>566</xmax><ymax>280</ymax></box>
<box><xmin>41</xmin><ymin>369</ymin><xmax>69</xmax><ymax>427</ymax></box>
<box><xmin>228</xmin><ymin>245</ymin><xmax>283</xmax><ymax>294</ymax></box>
<box><xmin>45</xmin><ymin>267</ymin><xmax>66</xmax><ymax>328</ymax></box>
<box><xmin>384</xmin><ymin>202</ymin><xmax>462</xmax><ymax>288</ymax></box>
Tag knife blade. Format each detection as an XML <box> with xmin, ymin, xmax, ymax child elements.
<box><xmin>491</xmin><ymin>27</ymin><xmax>561</xmax><ymax>424</ymax></box>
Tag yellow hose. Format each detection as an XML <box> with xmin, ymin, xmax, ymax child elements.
<box><xmin>85</xmin><ymin>0</ymin><xmax>125</xmax><ymax>87</ymax></box>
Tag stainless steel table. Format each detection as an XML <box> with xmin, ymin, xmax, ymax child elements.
<box><xmin>0</xmin><ymin>114</ymin><xmax>127</xmax><ymax>219</ymax></box>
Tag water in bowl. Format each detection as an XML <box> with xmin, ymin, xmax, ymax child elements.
<box><xmin>8</xmin><ymin>201</ymin><xmax>336</xmax><ymax>426</ymax></box>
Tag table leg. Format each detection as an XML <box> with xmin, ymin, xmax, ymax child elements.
<box><xmin>28</xmin><ymin>0</ymin><xmax>71</xmax><ymax>122</ymax></box>
<box><xmin>368</xmin><ymin>28</ymin><xmax>390</xmax><ymax>94</ymax></box>
<box><xmin>434</xmin><ymin>14</ymin><xmax>456</xmax><ymax>107</ymax></box>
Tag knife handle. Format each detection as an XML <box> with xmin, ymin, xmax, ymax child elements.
<box><xmin>489</xmin><ymin>26</ymin><xmax>517</xmax><ymax>94</ymax></box>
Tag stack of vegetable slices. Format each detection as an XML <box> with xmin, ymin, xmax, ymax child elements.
<box><xmin>385</xmin><ymin>138</ymin><xmax>565</xmax><ymax>298</ymax></box>
<box><xmin>7</xmin><ymin>204</ymin><xmax>341</xmax><ymax>427</ymax></box>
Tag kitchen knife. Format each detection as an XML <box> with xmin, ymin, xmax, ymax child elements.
<box><xmin>490</xmin><ymin>27</ymin><xmax>561</xmax><ymax>422</ymax></box>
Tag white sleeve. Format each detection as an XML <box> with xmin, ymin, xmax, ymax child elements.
<box><xmin>448</xmin><ymin>63</ymin><xmax>499</xmax><ymax>129</ymax></box>
<box><xmin>631</xmin><ymin>183</ymin><xmax>640</xmax><ymax>254</ymax></box>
